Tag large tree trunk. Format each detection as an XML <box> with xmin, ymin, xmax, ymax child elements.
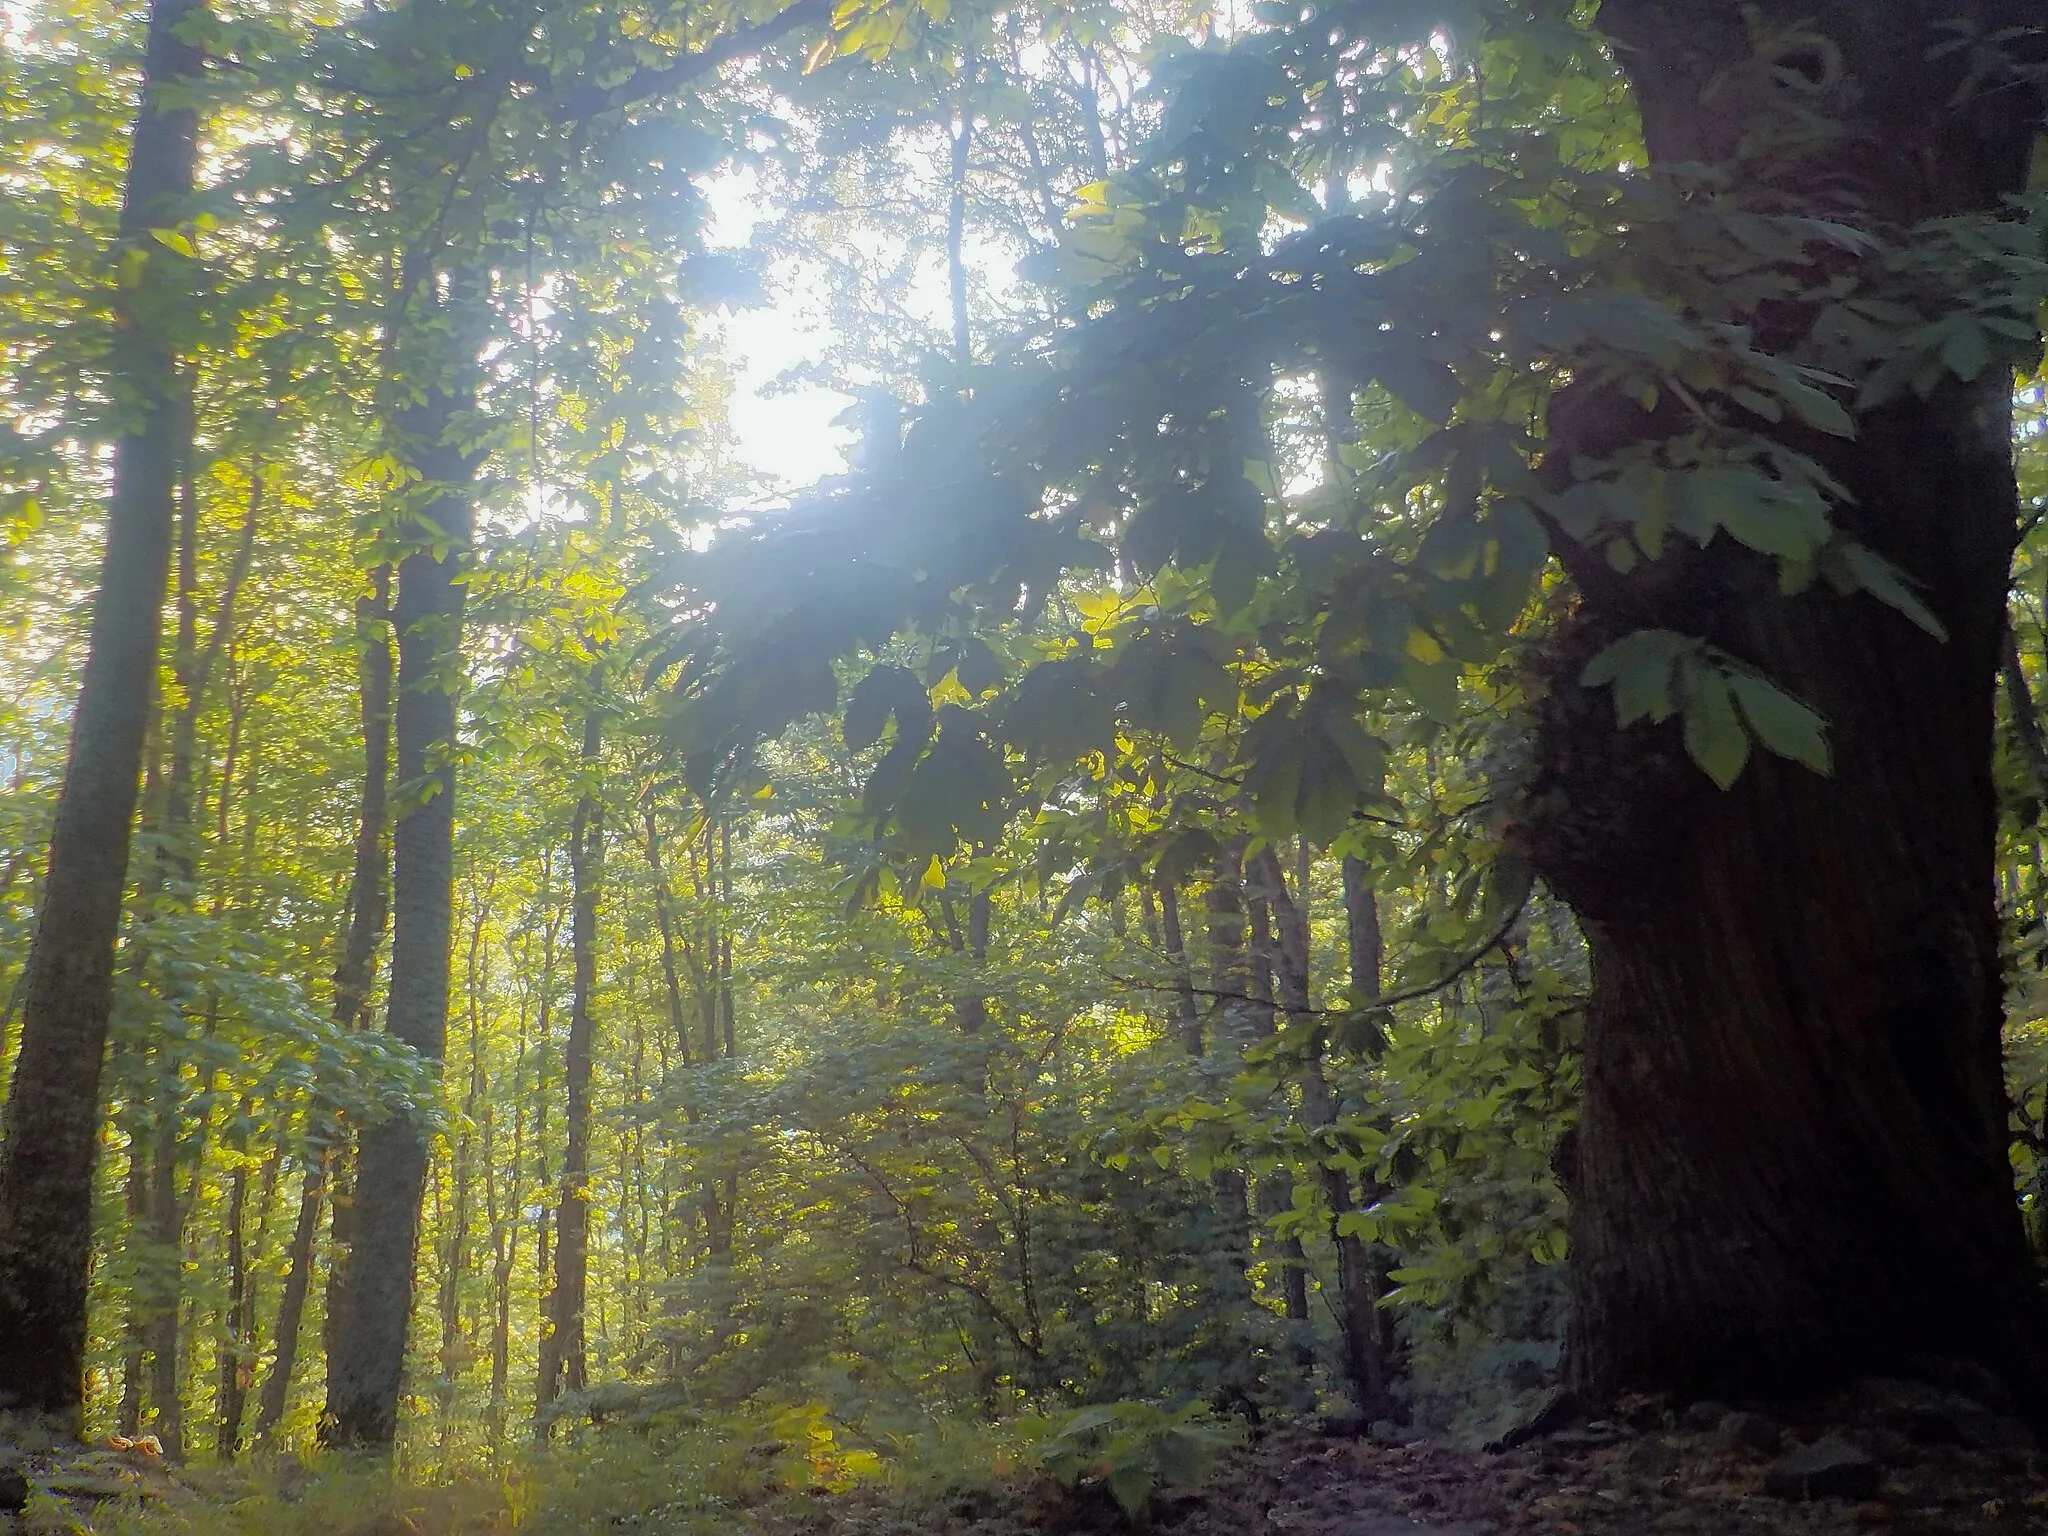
<box><xmin>323</xmin><ymin>272</ymin><xmax>482</xmax><ymax>1449</ymax></box>
<box><xmin>0</xmin><ymin>0</ymin><xmax>206</xmax><ymax>1423</ymax></box>
<box><xmin>537</xmin><ymin>711</ymin><xmax>602</xmax><ymax>1424</ymax></box>
<box><xmin>1516</xmin><ymin>0</ymin><xmax>2048</xmax><ymax>1403</ymax></box>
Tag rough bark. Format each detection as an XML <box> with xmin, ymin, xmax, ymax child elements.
<box><xmin>537</xmin><ymin>711</ymin><xmax>602</xmax><ymax>1423</ymax></box>
<box><xmin>1514</xmin><ymin>0</ymin><xmax>2048</xmax><ymax>1403</ymax></box>
<box><xmin>0</xmin><ymin>0</ymin><xmax>207</xmax><ymax>1422</ymax></box>
<box><xmin>323</xmin><ymin>272</ymin><xmax>483</xmax><ymax>1449</ymax></box>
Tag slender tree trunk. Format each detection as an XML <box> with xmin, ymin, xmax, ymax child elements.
<box><xmin>643</xmin><ymin>809</ymin><xmax>695</xmax><ymax>1067</ymax></box>
<box><xmin>144</xmin><ymin>1102</ymin><xmax>186</xmax><ymax>1457</ymax></box>
<box><xmin>324</xmin><ymin>271</ymin><xmax>483</xmax><ymax>1449</ymax></box>
<box><xmin>1002</xmin><ymin>20</ymin><xmax>1063</xmax><ymax>233</ymax></box>
<box><xmin>537</xmin><ymin>712</ymin><xmax>602</xmax><ymax>1425</ymax></box>
<box><xmin>718</xmin><ymin>821</ymin><xmax>736</xmax><ymax>1056</ymax></box>
<box><xmin>2003</xmin><ymin>630</ymin><xmax>2048</xmax><ymax>826</ymax></box>
<box><xmin>1157</xmin><ymin>879</ymin><xmax>1203</xmax><ymax>1055</ymax></box>
<box><xmin>214</xmin><ymin>1154</ymin><xmax>251</xmax><ymax>1460</ymax></box>
<box><xmin>945</xmin><ymin>62</ymin><xmax>975</xmax><ymax>373</ymax></box>
<box><xmin>1340</xmin><ymin>856</ymin><xmax>1382</xmax><ymax>1011</ymax></box>
<box><xmin>532</xmin><ymin>881</ymin><xmax>558</xmax><ymax>1309</ymax></box>
<box><xmin>436</xmin><ymin>891</ymin><xmax>488</xmax><ymax>1451</ymax></box>
<box><xmin>486</xmin><ymin>973</ymin><xmax>528</xmax><ymax>1455</ymax></box>
<box><xmin>1514</xmin><ymin>0</ymin><xmax>2048</xmax><ymax>1402</ymax></box>
<box><xmin>254</xmin><ymin>1145</ymin><xmax>325</xmax><ymax>1444</ymax></box>
<box><xmin>258</xmin><ymin>573</ymin><xmax>392</xmax><ymax>1445</ymax></box>
<box><xmin>1243</xmin><ymin>879</ymin><xmax>1309</xmax><ymax>1332</ymax></box>
<box><xmin>116</xmin><ymin>1134</ymin><xmax>149</xmax><ymax>1437</ymax></box>
<box><xmin>954</xmin><ymin>880</ymin><xmax>991</xmax><ymax>1036</ymax></box>
<box><xmin>1201</xmin><ymin>844</ymin><xmax>1258</xmax><ymax>1328</ymax></box>
<box><xmin>1259</xmin><ymin>845</ymin><xmax>1395</xmax><ymax>1415</ymax></box>
<box><xmin>0</xmin><ymin>0</ymin><xmax>207</xmax><ymax>1422</ymax></box>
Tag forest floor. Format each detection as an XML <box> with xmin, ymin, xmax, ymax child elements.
<box><xmin>15</xmin><ymin>1372</ymin><xmax>2048</xmax><ymax>1535</ymax></box>
<box><xmin>769</xmin><ymin>1378</ymin><xmax>2048</xmax><ymax>1536</ymax></box>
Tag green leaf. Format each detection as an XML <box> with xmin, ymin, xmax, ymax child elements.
<box><xmin>1375</xmin><ymin>353</ymin><xmax>1461</xmax><ymax>425</ymax></box>
<box><xmin>1678</xmin><ymin>664</ymin><xmax>1750</xmax><ymax>788</ymax></box>
<box><xmin>843</xmin><ymin>665</ymin><xmax>932</xmax><ymax>752</ymax></box>
<box><xmin>1105</xmin><ymin>1461</ymin><xmax>1154</xmax><ymax>1517</ymax></box>
<box><xmin>1938</xmin><ymin>316</ymin><xmax>1993</xmax><ymax>383</ymax></box>
<box><xmin>1057</xmin><ymin>1405</ymin><xmax>1122</xmax><ymax>1437</ymax></box>
<box><xmin>1001</xmin><ymin>657</ymin><xmax>1116</xmax><ymax>761</ymax></box>
<box><xmin>1725</xmin><ymin>672</ymin><xmax>1831</xmax><ymax>774</ymax></box>
<box><xmin>1686</xmin><ymin>465</ymin><xmax>1830</xmax><ymax>562</ymax></box>
<box><xmin>1775</xmin><ymin>378</ymin><xmax>1856</xmax><ymax>437</ymax></box>
<box><xmin>1833</xmin><ymin>541</ymin><xmax>1949</xmax><ymax>640</ymax></box>
<box><xmin>1581</xmin><ymin>629</ymin><xmax>1691</xmax><ymax>727</ymax></box>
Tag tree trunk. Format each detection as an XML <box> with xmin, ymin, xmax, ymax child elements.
<box><xmin>1244</xmin><ymin>879</ymin><xmax>1310</xmax><ymax>1331</ymax></box>
<box><xmin>537</xmin><ymin>711</ymin><xmax>602</xmax><ymax>1424</ymax></box>
<box><xmin>144</xmin><ymin>1104</ymin><xmax>186</xmax><ymax>1458</ymax></box>
<box><xmin>1157</xmin><ymin>878</ymin><xmax>1203</xmax><ymax>1055</ymax></box>
<box><xmin>214</xmin><ymin>1154</ymin><xmax>251</xmax><ymax>1460</ymax></box>
<box><xmin>436</xmin><ymin>892</ymin><xmax>488</xmax><ymax>1452</ymax></box>
<box><xmin>1516</xmin><ymin>0</ymin><xmax>2048</xmax><ymax>1403</ymax></box>
<box><xmin>254</xmin><ymin>1147</ymin><xmax>326</xmax><ymax>1444</ymax></box>
<box><xmin>0</xmin><ymin>0</ymin><xmax>207</xmax><ymax>1423</ymax></box>
<box><xmin>2002</xmin><ymin>631</ymin><xmax>2048</xmax><ymax>826</ymax></box>
<box><xmin>323</xmin><ymin>272</ymin><xmax>482</xmax><ymax>1449</ymax></box>
<box><xmin>258</xmin><ymin>571</ymin><xmax>392</xmax><ymax>1445</ymax></box>
<box><xmin>1257</xmin><ymin>845</ymin><xmax>1395</xmax><ymax>1416</ymax></box>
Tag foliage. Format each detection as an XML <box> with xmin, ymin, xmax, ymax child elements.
<box><xmin>1</xmin><ymin>0</ymin><xmax>2046</xmax><ymax>1514</ymax></box>
<box><xmin>1036</xmin><ymin>1398</ymin><xmax>1238</xmax><ymax>1519</ymax></box>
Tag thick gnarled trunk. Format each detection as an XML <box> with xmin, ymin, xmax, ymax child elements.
<box><xmin>1520</xmin><ymin>0</ymin><xmax>2046</xmax><ymax>1402</ymax></box>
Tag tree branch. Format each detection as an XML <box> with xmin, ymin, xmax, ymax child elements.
<box><xmin>551</xmin><ymin>0</ymin><xmax>833</xmax><ymax>120</ymax></box>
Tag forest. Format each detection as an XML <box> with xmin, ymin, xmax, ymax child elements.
<box><xmin>2</xmin><ymin>0</ymin><xmax>2048</xmax><ymax>1531</ymax></box>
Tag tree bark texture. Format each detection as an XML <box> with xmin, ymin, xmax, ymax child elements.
<box><xmin>0</xmin><ymin>0</ymin><xmax>206</xmax><ymax>1422</ymax></box>
<box><xmin>323</xmin><ymin>275</ymin><xmax>482</xmax><ymax>1449</ymax></box>
<box><xmin>1515</xmin><ymin>0</ymin><xmax>2048</xmax><ymax>1402</ymax></box>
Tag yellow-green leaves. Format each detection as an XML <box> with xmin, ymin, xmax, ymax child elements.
<box><xmin>1581</xmin><ymin>629</ymin><xmax>1831</xmax><ymax>789</ymax></box>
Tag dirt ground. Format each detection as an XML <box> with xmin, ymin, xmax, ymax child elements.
<box><xmin>768</xmin><ymin>1375</ymin><xmax>2048</xmax><ymax>1536</ymax></box>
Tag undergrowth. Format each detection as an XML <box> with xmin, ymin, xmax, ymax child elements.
<box><xmin>63</xmin><ymin>1400</ymin><xmax>1165</xmax><ymax>1536</ymax></box>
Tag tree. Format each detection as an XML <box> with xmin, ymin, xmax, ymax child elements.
<box><xmin>663</xmin><ymin>0</ymin><xmax>2048</xmax><ymax>1408</ymax></box>
<box><xmin>323</xmin><ymin>265</ymin><xmax>487</xmax><ymax>1448</ymax></box>
<box><xmin>0</xmin><ymin>0</ymin><xmax>208</xmax><ymax>1423</ymax></box>
<box><xmin>1524</xmin><ymin>0</ymin><xmax>2047</xmax><ymax>1403</ymax></box>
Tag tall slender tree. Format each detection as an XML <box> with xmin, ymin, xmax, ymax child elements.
<box><xmin>324</xmin><ymin>266</ymin><xmax>487</xmax><ymax>1448</ymax></box>
<box><xmin>536</xmin><ymin>711</ymin><xmax>603</xmax><ymax>1423</ymax></box>
<box><xmin>0</xmin><ymin>0</ymin><xmax>208</xmax><ymax>1422</ymax></box>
